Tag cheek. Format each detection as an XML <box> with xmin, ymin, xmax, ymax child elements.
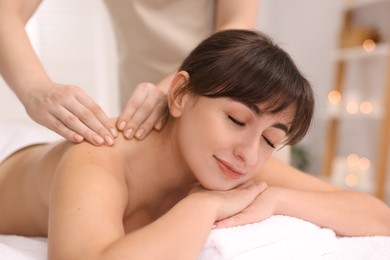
<box><xmin>176</xmin><ymin>111</ymin><xmax>237</xmax><ymax>187</ymax></box>
<box><xmin>248</xmin><ymin>149</ymin><xmax>273</xmax><ymax>176</ymax></box>
<box><xmin>176</xmin><ymin>110</ymin><xmax>214</xmax><ymax>168</ymax></box>
<box><xmin>179</xmin><ymin>110</ymin><xmax>230</xmax><ymax>151</ymax></box>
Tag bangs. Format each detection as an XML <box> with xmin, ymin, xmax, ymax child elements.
<box><xmin>179</xmin><ymin>29</ymin><xmax>315</xmax><ymax>145</ymax></box>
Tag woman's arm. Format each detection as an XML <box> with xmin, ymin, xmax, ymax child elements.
<box><xmin>48</xmin><ymin>143</ymin><xmax>266</xmax><ymax>260</ymax></box>
<box><xmin>216</xmin><ymin>157</ymin><xmax>390</xmax><ymax>236</ymax></box>
<box><xmin>0</xmin><ymin>0</ymin><xmax>115</xmax><ymax>146</ymax></box>
<box><xmin>102</xmin><ymin>183</ymin><xmax>266</xmax><ymax>260</ymax></box>
<box><xmin>270</xmin><ymin>185</ymin><xmax>390</xmax><ymax>236</ymax></box>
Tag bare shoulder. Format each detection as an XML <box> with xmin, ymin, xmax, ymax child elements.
<box><xmin>61</xmin><ymin>139</ymin><xmax>123</xmax><ymax>169</ymax></box>
<box><xmin>48</xmin><ymin>140</ymin><xmax>131</xmax><ymax>257</ymax></box>
<box><xmin>56</xmin><ymin>139</ymin><xmax>128</xmax><ymax>192</ymax></box>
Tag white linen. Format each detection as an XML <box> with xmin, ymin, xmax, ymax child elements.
<box><xmin>1</xmin><ymin>121</ymin><xmax>390</xmax><ymax>259</ymax></box>
<box><xmin>1</xmin><ymin>215</ymin><xmax>390</xmax><ymax>259</ymax></box>
<box><xmin>0</xmin><ymin>236</ymin><xmax>47</xmax><ymax>260</ymax></box>
<box><xmin>199</xmin><ymin>215</ymin><xmax>338</xmax><ymax>260</ymax></box>
<box><xmin>0</xmin><ymin>119</ymin><xmax>62</xmax><ymax>163</ymax></box>
<box><xmin>199</xmin><ymin>215</ymin><xmax>390</xmax><ymax>259</ymax></box>
<box><xmin>321</xmin><ymin>236</ymin><xmax>390</xmax><ymax>260</ymax></box>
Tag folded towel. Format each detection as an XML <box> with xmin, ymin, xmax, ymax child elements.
<box><xmin>0</xmin><ymin>219</ymin><xmax>389</xmax><ymax>259</ymax></box>
<box><xmin>320</xmin><ymin>235</ymin><xmax>390</xmax><ymax>260</ymax></box>
<box><xmin>0</xmin><ymin>235</ymin><xmax>47</xmax><ymax>260</ymax></box>
<box><xmin>199</xmin><ymin>215</ymin><xmax>338</xmax><ymax>260</ymax></box>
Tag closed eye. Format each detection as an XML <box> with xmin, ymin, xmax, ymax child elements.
<box><xmin>262</xmin><ymin>136</ymin><xmax>276</xmax><ymax>149</ymax></box>
<box><xmin>228</xmin><ymin>115</ymin><xmax>245</xmax><ymax>126</ymax></box>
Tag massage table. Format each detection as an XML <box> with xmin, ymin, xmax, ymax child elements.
<box><xmin>1</xmin><ymin>120</ymin><xmax>389</xmax><ymax>259</ymax></box>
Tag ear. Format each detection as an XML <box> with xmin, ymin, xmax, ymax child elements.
<box><xmin>168</xmin><ymin>71</ymin><xmax>190</xmax><ymax>118</ymax></box>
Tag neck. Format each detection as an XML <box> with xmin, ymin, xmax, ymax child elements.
<box><xmin>122</xmin><ymin>123</ymin><xmax>197</xmax><ymax>199</ymax></box>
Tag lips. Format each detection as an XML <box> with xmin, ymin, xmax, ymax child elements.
<box><xmin>214</xmin><ymin>156</ymin><xmax>245</xmax><ymax>179</ymax></box>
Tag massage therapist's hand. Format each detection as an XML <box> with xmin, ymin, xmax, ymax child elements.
<box><xmin>24</xmin><ymin>83</ymin><xmax>117</xmax><ymax>146</ymax></box>
<box><xmin>117</xmin><ymin>82</ymin><xmax>167</xmax><ymax>139</ymax></box>
<box><xmin>214</xmin><ymin>185</ymin><xmax>280</xmax><ymax>228</ymax></box>
<box><xmin>190</xmin><ymin>181</ymin><xmax>268</xmax><ymax>223</ymax></box>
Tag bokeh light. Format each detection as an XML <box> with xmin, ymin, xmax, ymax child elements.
<box><xmin>362</xmin><ymin>39</ymin><xmax>376</xmax><ymax>52</ymax></box>
<box><xmin>346</xmin><ymin>154</ymin><xmax>359</xmax><ymax>167</ymax></box>
<box><xmin>346</xmin><ymin>101</ymin><xmax>359</xmax><ymax>114</ymax></box>
<box><xmin>360</xmin><ymin>101</ymin><xmax>373</xmax><ymax>114</ymax></box>
<box><xmin>328</xmin><ymin>90</ymin><xmax>341</xmax><ymax>104</ymax></box>
<box><xmin>345</xmin><ymin>174</ymin><xmax>359</xmax><ymax>187</ymax></box>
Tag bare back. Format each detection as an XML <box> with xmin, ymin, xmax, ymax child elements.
<box><xmin>0</xmin><ymin>131</ymin><xmax>190</xmax><ymax>238</ymax></box>
<box><xmin>0</xmin><ymin>141</ymin><xmax>71</xmax><ymax>236</ymax></box>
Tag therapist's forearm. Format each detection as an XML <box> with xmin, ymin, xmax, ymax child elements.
<box><xmin>157</xmin><ymin>0</ymin><xmax>260</xmax><ymax>92</ymax></box>
<box><xmin>273</xmin><ymin>187</ymin><xmax>390</xmax><ymax>236</ymax></box>
<box><xmin>215</xmin><ymin>0</ymin><xmax>259</xmax><ymax>31</ymax></box>
<box><xmin>0</xmin><ymin>1</ymin><xmax>52</xmax><ymax>103</ymax></box>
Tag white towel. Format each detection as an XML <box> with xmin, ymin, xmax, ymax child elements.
<box><xmin>199</xmin><ymin>215</ymin><xmax>338</xmax><ymax>260</ymax></box>
<box><xmin>1</xmin><ymin>121</ymin><xmax>390</xmax><ymax>259</ymax></box>
<box><xmin>320</xmin><ymin>235</ymin><xmax>390</xmax><ymax>260</ymax></box>
<box><xmin>0</xmin><ymin>235</ymin><xmax>47</xmax><ymax>260</ymax></box>
<box><xmin>0</xmin><ymin>119</ymin><xmax>62</xmax><ymax>163</ymax></box>
<box><xmin>0</xmin><ymin>219</ymin><xmax>390</xmax><ymax>259</ymax></box>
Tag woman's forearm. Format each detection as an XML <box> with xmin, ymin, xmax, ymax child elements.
<box><xmin>100</xmin><ymin>182</ymin><xmax>267</xmax><ymax>259</ymax></box>
<box><xmin>274</xmin><ymin>187</ymin><xmax>390</xmax><ymax>236</ymax></box>
<box><xmin>101</xmin><ymin>195</ymin><xmax>217</xmax><ymax>260</ymax></box>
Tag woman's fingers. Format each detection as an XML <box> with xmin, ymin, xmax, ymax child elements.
<box><xmin>215</xmin><ymin>183</ymin><xmax>275</xmax><ymax>229</ymax></box>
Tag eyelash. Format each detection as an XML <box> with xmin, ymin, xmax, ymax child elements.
<box><xmin>262</xmin><ymin>136</ymin><xmax>276</xmax><ymax>149</ymax></box>
<box><xmin>228</xmin><ymin>115</ymin><xmax>245</xmax><ymax>126</ymax></box>
<box><xmin>228</xmin><ymin>115</ymin><xmax>276</xmax><ymax>149</ymax></box>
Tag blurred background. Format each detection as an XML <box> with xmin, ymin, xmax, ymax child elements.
<box><xmin>0</xmin><ymin>0</ymin><xmax>389</xmax><ymax>203</ymax></box>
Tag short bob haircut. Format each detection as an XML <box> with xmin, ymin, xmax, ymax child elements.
<box><xmin>170</xmin><ymin>29</ymin><xmax>314</xmax><ymax>146</ymax></box>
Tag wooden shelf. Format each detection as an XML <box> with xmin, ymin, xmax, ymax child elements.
<box><xmin>331</xmin><ymin>42</ymin><xmax>389</xmax><ymax>61</ymax></box>
<box><xmin>344</xmin><ymin>0</ymin><xmax>390</xmax><ymax>11</ymax></box>
<box><xmin>322</xmin><ymin>0</ymin><xmax>390</xmax><ymax>201</ymax></box>
<box><xmin>324</xmin><ymin>110</ymin><xmax>383</xmax><ymax>120</ymax></box>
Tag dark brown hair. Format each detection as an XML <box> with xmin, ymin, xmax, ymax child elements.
<box><xmin>173</xmin><ymin>29</ymin><xmax>314</xmax><ymax>145</ymax></box>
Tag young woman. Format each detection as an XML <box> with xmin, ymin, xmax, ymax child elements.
<box><xmin>0</xmin><ymin>30</ymin><xmax>389</xmax><ymax>260</ymax></box>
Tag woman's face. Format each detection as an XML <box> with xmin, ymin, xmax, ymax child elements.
<box><xmin>175</xmin><ymin>95</ymin><xmax>294</xmax><ymax>191</ymax></box>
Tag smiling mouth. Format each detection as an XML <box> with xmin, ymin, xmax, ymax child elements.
<box><xmin>214</xmin><ymin>156</ymin><xmax>245</xmax><ymax>180</ymax></box>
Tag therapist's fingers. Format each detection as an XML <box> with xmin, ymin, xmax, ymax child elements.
<box><xmin>41</xmin><ymin>113</ymin><xmax>85</xmax><ymax>144</ymax></box>
<box><xmin>70</xmin><ymin>91</ymin><xmax>117</xmax><ymax>143</ymax></box>
<box><xmin>116</xmin><ymin>82</ymin><xmax>153</xmax><ymax>138</ymax></box>
<box><xmin>116</xmin><ymin>82</ymin><xmax>150</xmax><ymax>136</ymax></box>
<box><xmin>135</xmin><ymin>99</ymin><xmax>167</xmax><ymax>138</ymax></box>
<box><xmin>26</xmin><ymin>84</ymin><xmax>116</xmax><ymax>146</ymax></box>
<box><xmin>117</xmin><ymin>82</ymin><xmax>167</xmax><ymax>139</ymax></box>
<box><xmin>130</xmin><ymin>88</ymin><xmax>167</xmax><ymax>139</ymax></box>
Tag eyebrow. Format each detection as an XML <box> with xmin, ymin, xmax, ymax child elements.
<box><xmin>248</xmin><ymin>104</ymin><xmax>261</xmax><ymax>116</ymax></box>
<box><xmin>245</xmin><ymin>103</ymin><xmax>289</xmax><ymax>134</ymax></box>
<box><xmin>272</xmin><ymin>123</ymin><xmax>289</xmax><ymax>134</ymax></box>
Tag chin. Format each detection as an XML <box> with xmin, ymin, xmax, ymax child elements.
<box><xmin>199</xmin><ymin>179</ymin><xmax>237</xmax><ymax>191</ymax></box>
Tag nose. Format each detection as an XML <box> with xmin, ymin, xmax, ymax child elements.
<box><xmin>233</xmin><ymin>134</ymin><xmax>260</xmax><ymax>166</ymax></box>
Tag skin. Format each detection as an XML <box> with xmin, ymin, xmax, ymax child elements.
<box><xmin>0</xmin><ymin>72</ymin><xmax>390</xmax><ymax>260</ymax></box>
<box><xmin>116</xmin><ymin>0</ymin><xmax>260</xmax><ymax>139</ymax></box>
<box><xmin>0</xmin><ymin>0</ymin><xmax>259</xmax><ymax>145</ymax></box>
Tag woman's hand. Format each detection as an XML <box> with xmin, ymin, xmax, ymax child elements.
<box><xmin>24</xmin><ymin>83</ymin><xmax>117</xmax><ymax>146</ymax></box>
<box><xmin>116</xmin><ymin>82</ymin><xmax>167</xmax><ymax>140</ymax></box>
<box><xmin>190</xmin><ymin>181</ymin><xmax>268</xmax><ymax>224</ymax></box>
<box><xmin>214</xmin><ymin>186</ymin><xmax>280</xmax><ymax>228</ymax></box>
